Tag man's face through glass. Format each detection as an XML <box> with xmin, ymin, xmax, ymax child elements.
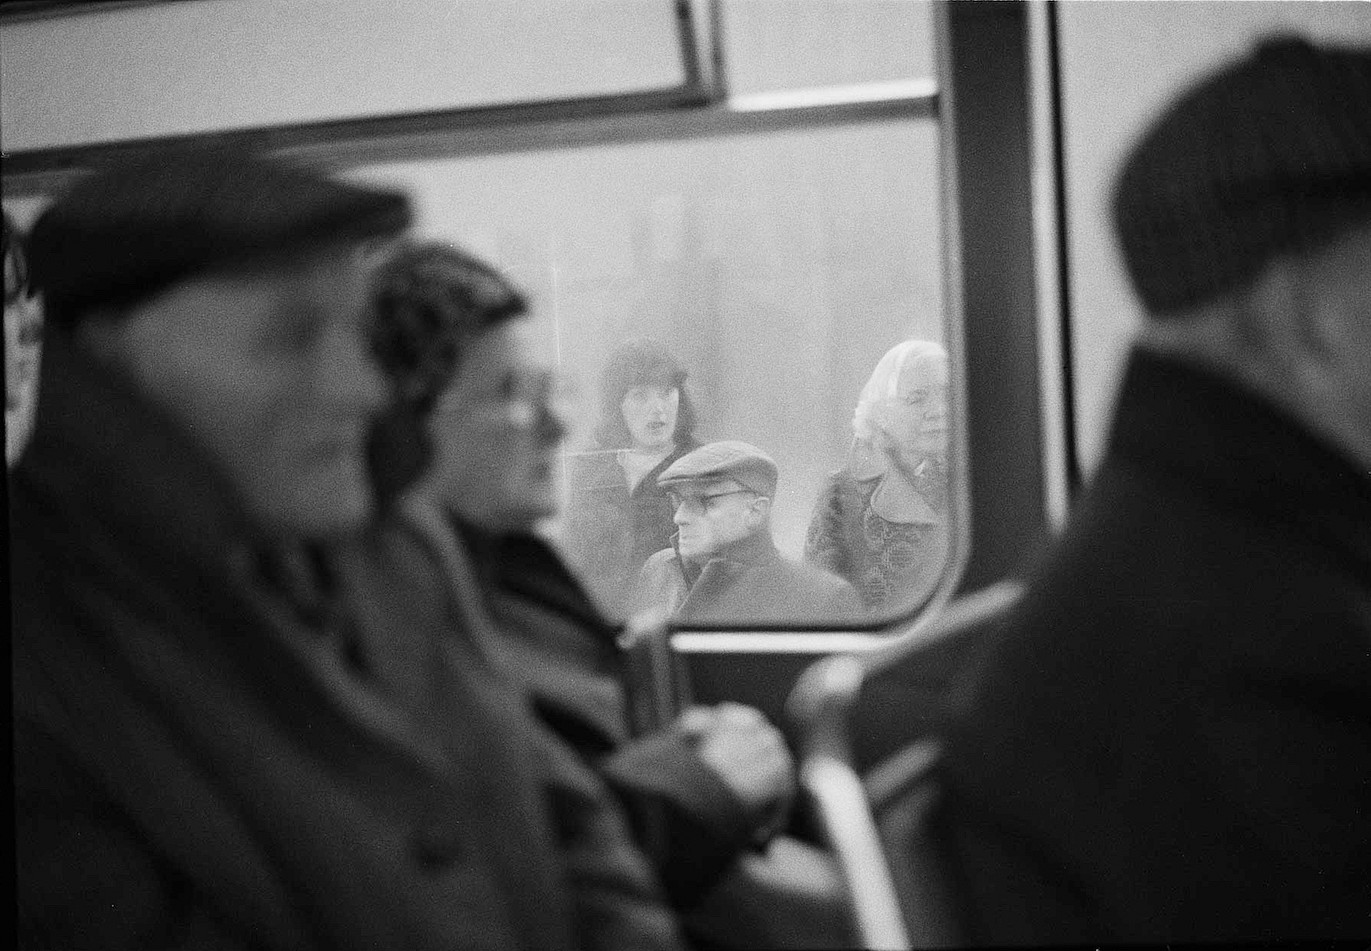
<box><xmin>889</xmin><ymin>350</ymin><xmax>949</xmax><ymax>463</ymax></box>
<box><xmin>669</xmin><ymin>479</ymin><xmax>765</xmax><ymax>562</ymax></box>
<box><xmin>88</xmin><ymin>245</ymin><xmax>387</xmax><ymax>537</ymax></box>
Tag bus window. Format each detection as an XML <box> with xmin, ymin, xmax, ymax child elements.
<box><xmin>5</xmin><ymin>0</ymin><xmax>960</xmax><ymax>632</ymax></box>
<box><xmin>0</xmin><ymin>0</ymin><xmax>692</xmax><ymax>153</ymax></box>
<box><xmin>349</xmin><ymin>115</ymin><xmax>948</xmax><ymax>628</ymax></box>
<box><xmin>721</xmin><ymin>0</ymin><xmax>935</xmax><ymax>96</ymax></box>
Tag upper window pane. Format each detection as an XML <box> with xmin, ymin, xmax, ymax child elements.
<box><xmin>0</xmin><ymin>0</ymin><xmax>688</xmax><ymax>152</ymax></box>
<box><xmin>721</xmin><ymin>0</ymin><xmax>935</xmax><ymax>96</ymax></box>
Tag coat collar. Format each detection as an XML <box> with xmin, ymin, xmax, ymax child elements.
<box><xmin>15</xmin><ymin>334</ymin><xmax>261</xmax><ymax>575</ymax></box>
<box><xmin>1107</xmin><ymin>347</ymin><xmax>1371</xmax><ymax>574</ymax></box>
<box><xmin>14</xmin><ymin>337</ymin><xmax>461</xmax><ymax>780</ymax></box>
<box><xmin>674</xmin><ymin>528</ymin><xmax>781</xmax><ymax>587</ymax></box>
<box><xmin>450</xmin><ymin>517</ymin><xmax>616</xmax><ymax>635</ymax></box>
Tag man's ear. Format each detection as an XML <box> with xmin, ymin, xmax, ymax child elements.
<box><xmin>1237</xmin><ymin>253</ymin><xmax>1338</xmax><ymax>394</ymax></box>
<box><xmin>1240</xmin><ymin>257</ymin><xmax>1300</xmax><ymax>353</ymax></box>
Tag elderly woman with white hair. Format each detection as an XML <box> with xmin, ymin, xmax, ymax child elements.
<box><xmin>804</xmin><ymin>339</ymin><xmax>951</xmax><ymax>612</ymax></box>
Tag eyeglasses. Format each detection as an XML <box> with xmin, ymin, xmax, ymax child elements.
<box><xmin>666</xmin><ymin>488</ymin><xmax>757</xmax><ymax>515</ymax></box>
<box><xmin>895</xmin><ymin>387</ymin><xmax>942</xmax><ymax>407</ymax></box>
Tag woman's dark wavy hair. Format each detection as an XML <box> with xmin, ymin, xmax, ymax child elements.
<box><xmin>593</xmin><ymin>337</ymin><xmax>698</xmax><ymax>449</ymax></box>
<box><xmin>367</xmin><ymin>239</ymin><xmax>527</xmax><ymax>506</ymax></box>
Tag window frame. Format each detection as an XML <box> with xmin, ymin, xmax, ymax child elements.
<box><xmin>2</xmin><ymin>0</ymin><xmax>1054</xmax><ymax>649</ymax></box>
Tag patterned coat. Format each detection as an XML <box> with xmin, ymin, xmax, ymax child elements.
<box><xmin>803</xmin><ymin>464</ymin><xmax>949</xmax><ymax>612</ymax></box>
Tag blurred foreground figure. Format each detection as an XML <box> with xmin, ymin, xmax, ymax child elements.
<box><xmin>637</xmin><ymin>441</ymin><xmax>861</xmax><ymax>623</ymax></box>
<box><xmin>4</xmin><ymin>209</ymin><xmax>43</xmax><ymax>467</ymax></box>
<box><xmin>805</xmin><ymin>339</ymin><xmax>950</xmax><ymax>612</ymax></box>
<box><xmin>368</xmin><ymin>241</ymin><xmax>794</xmax><ymax>908</ymax></box>
<box><xmin>927</xmin><ymin>38</ymin><xmax>1371</xmax><ymax>943</ymax></box>
<box><xmin>11</xmin><ymin>151</ymin><xmax>677</xmax><ymax>951</ymax></box>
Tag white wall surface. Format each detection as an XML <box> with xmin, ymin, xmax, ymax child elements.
<box><xmin>1058</xmin><ymin>0</ymin><xmax>1371</xmax><ymax>472</ymax></box>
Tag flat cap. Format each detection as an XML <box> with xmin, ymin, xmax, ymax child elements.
<box><xmin>29</xmin><ymin>146</ymin><xmax>412</xmax><ymax>330</ymax></box>
<box><xmin>1113</xmin><ymin>36</ymin><xmax>1371</xmax><ymax>316</ymax></box>
<box><xmin>658</xmin><ymin>440</ymin><xmax>779</xmax><ymax>497</ymax></box>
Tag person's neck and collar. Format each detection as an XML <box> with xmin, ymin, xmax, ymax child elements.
<box><xmin>1110</xmin><ymin>227</ymin><xmax>1371</xmax><ymax>563</ymax></box>
<box><xmin>444</xmin><ymin>501</ymin><xmax>557</xmax><ymax>589</ymax></box>
<box><xmin>674</xmin><ymin>519</ymin><xmax>780</xmax><ymax>588</ymax></box>
<box><xmin>403</xmin><ymin>476</ymin><xmax>606</xmax><ymax>631</ymax></box>
<box><xmin>16</xmin><ymin>328</ymin><xmax>261</xmax><ymax>572</ymax></box>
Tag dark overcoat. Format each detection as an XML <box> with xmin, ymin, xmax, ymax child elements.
<box><xmin>927</xmin><ymin>350</ymin><xmax>1371</xmax><ymax>943</ymax></box>
<box><xmin>636</xmin><ymin>531</ymin><xmax>863</xmax><ymax>625</ymax></box>
<box><xmin>11</xmin><ymin>339</ymin><xmax>680</xmax><ymax>951</ymax></box>
<box><xmin>453</xmin><ymin>522</ymin><xmax>759</xmax><ymax>906</ymax></box>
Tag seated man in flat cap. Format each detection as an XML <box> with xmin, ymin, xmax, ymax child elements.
<box><xmin>917</xmin><ymin>37</ymin><xmax>1371</xmax><ymax>944</ymax></box>
<box><xmin>11</xmin><ymin>149</ymin><xmax>681</xmax><ymax>951</ymax></box>
<box><xmin>636</xmin><ymin>440</ymin><xmax>861</xmax><ymax>624</ymax></box>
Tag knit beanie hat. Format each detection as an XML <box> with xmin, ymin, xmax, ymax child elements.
<box><xmin>1113</xmin><ymin>36</ymin><xmax>1371</xmax><ymax>317</ymax></box>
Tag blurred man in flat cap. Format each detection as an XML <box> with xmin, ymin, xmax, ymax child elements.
<box><xmin>11</xmin><ymin>149</ymin><xmax>681</xmax><ymax>951</ymax></box>
<box><xmin>636</xmin><ymin>440</ymin><xmax>861</xmax><ymax>623</ymax></box>
<box><xmin>921</xmin><ymin>37</ymin><xmax>1371</xmax><ymax>943</ymax></box>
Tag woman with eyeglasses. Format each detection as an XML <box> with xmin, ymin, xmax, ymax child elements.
<box><xmin>804</xmin><ymin>339</ymin><xmax>951</xmax><ymax>612</ymax></box>
<box><xmin>365</xmin><ymin>242</ymin><xmax>796</xmax><ymax>915</ymax></box>
<box><xmin>559</xmin><ymin>338</ymin><xmax>702</xmax><ymax>616</ymax></box>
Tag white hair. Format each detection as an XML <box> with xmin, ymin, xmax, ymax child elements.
<box><xmin>851</xmin><ymin>339</ymin><xmax>947</xmax><ymax>448</ymax></box>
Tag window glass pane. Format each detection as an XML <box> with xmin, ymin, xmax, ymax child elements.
<box><xmin>1</xmin><ymin>0</ymin><xmax>687</xmax><ymax>152</ymax></box>
<box><xmin>351</xmin><ymin>115</ymin><xmax>948</xmax><ymax>626</ymax></box>
<box><xmin>721</xmin><ymin>0</ymin><xmax>935</xmax><ymax>96</ymax></box>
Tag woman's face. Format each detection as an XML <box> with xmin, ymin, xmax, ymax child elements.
<box><xmin>887</xmin><ymin>352</ymin><xmax>949</xmax><ymax>462</ymax></box>
<box><xmin>427</xmin><ymin>318</ymin><xmax>569</xmax><ymax>531</ymax></box>
<box><xmin>620</xmin><ymin>384</ymin><xmax>679</xmax><ymax>451</ymax></box>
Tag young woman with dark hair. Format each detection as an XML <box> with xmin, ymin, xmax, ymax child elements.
<box><xmin>559</xmin><ymin>338</ymin><xmax>703</xmax><ymax>616</ymax></box>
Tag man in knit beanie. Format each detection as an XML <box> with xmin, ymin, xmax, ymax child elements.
<box><xmin>916</xmin><ymin>37</ymin><xmax>1371</xmax><ymax>944</ymax></box>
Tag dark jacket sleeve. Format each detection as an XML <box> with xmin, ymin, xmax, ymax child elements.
<box><xmin>597</xmin><ymin>731</ymin><xmax>757</xmax><ymax>908</ymax></box>
<box><xmin>535</xmin><ymin>730</ymin><xmax>688</xmax><ymax>951</ymax></box>
<box><xmin>15</xmin><ymin>718</ymin><xmax>252</xmax><ymax>951</ymax></box>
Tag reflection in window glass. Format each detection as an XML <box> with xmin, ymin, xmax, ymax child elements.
<box><xmin>352</xmin><ymin>117</ymin><xmax>945</xmax><ymax>625</ymax></box>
